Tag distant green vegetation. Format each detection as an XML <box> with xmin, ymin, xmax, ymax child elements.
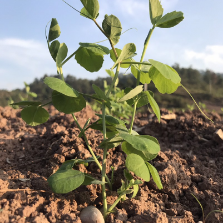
<box><xmin>1</xmin><ymin>64</ymin><xmax>223</xmax><ymax>112</ymax></box>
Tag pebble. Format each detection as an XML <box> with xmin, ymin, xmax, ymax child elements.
<box><xmin>80</xmin><ymin>206</ymin><xmax>105</xmax><ymax>223</ymax></box>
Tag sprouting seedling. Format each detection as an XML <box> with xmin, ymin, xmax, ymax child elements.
<box><xmin>11</xmin><ymin>0</ymin><xmax>212</xmax><ymax>221</ymax></box>
<box><xmin>191</xmin><ymin>193</ymin><xmax>223</xmax><ymax>223</ymax></box>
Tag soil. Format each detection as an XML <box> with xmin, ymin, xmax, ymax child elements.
<box><xmin>0</xmin><ymin>105</ymin><xmax>223</xmax><ymax>223</ymax></box>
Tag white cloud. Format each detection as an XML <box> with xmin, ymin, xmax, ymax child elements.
<box><xmin>185</xmin><ymin>45</ymin><xmax>223</xmax><ymax>72</ymax></box>
<box><xmin>0</xmin><ymin>38</ymin><xmax>56</xmax><ymax>90</ymax></box>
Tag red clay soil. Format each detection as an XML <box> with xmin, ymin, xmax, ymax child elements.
<box><xmin>0</xmin><ymin>106</ymin><xmax>223</xmax><ymax>223</ymax></box>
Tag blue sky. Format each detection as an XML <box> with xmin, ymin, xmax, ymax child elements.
<box><xmin>1</xmin><ymin>0</ymin><xmax>223</xmax><ymax>90</ymax></box>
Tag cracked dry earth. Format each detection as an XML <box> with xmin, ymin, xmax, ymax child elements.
<box><xmin>0</xmin><ymin>105</ymin><xmax>223</xmax><ymax>223</ymax></box>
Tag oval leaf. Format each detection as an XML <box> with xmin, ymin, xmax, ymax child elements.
<box><xmin>44</xmin><ymin>77</ymin><xmax>79</xmax><ymax>97</ymax></box>
<box><xmin>122</xmin><ymin>135</ymin><xmax>159</xmax><ymax>161</ymax></box>
<box><xmin>80</xmin><ymin>7</ymin><xmax>94</xmax><ymax>19</ymax></box>
<box><xmin>52</xmin><ymin>91</ymin><xmax>86</xmax><ymax>114</ymax></box>
<box><xmin>110</xmin><ymin>48</ymin><xmax>131</xmax><ymax>68</ymax></box>
<box><xmin>131</xmin><ymin>64</ymin><xmax>151</xmax><ymax>84</ymax></box>
<box><xmin>149</xmin><ymin>59</ymin><xmax>181</xmax><ymax>84</ymax></box>
<box><xmin>79</xmin><ymin>43</ymin><xmax>109</xmax><ymax>55</ymax></box>
<box><xmin>56</xmin><ymin>43</ymin><xmax>68</xmax><ymax>73</ymax></box>
<box><xmin>21</xmin><ymin>106</ymin><xmax>49</xmax><ymax>126</ymax></box>
<box><xmin>112</xmin><ymin>43</ymin><xmax>136</xmax><ymax>69</ymax></box>
<box><xmin>146</xmin><ymin>162</ymin><xmax>163</xmax><ymax>189</ymax></box>
<box><xmin>119</xmin><ymin>85</ymin><xmax>143</xmax><ymax>102</ymax></box>
<box><xmin>149</xmin><ymin>66</ymin><xmax>180</xmax><ymax>94</ymax></box>
<box><xmin>126</xmin><ymin>154</ymin><xmax>150</xmax><ymax>182</ymax></box>
<box><xmin>75</xmin><ymin>47</ymin><xmax>104</xmax><ymax>72</ymax></box>
<box><xmin>48</xmin><ymin>18</ymin><xmax>61</xmax><ymax>42</ymax></box>
<box><xmin>80</xmin><ymin>0</ymin><xmax>99</xmax><ymax>19</ymax></box>
<box><xmin>102</xmin><ymin>14</ymin><xmax>122</xmax><ymax>45</ymax></box>
<box><xmin>149</xmin><ymin>0</ymin><xmax>163</xmax><ymax>25</ymax></box>
<box><xmin>156</xmin><ymin>11</ymin><xmax>184</xmax><ymax>28</ymax></box>
<box><xmin>119</xmin><ymin>132</ymin><xmax>160</xmax><ymax>155</ymax></box>
<box><xmin>47</xmin><ymin>169</ymin><xmax>85</xmax><ymax>194</ymax></box>
<box><xmin>49</xmin><ymin>40</ymin><xmax>60</xmax><ymax>62</ymax></box>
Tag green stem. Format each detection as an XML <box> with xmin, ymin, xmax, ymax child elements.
<box><xmin>121</xmin><ymin>61</ymin><xmax>151</xmax><ymax>66</ymax></box>
<box><xmin>137</xmin><ymin>27</ymin><xmax>155</xmax><ymax>85</ymax></box>
<box><xmin>106</xmin><ymin>63</ymin><xmax>120</xmax><ymax>97</ymax></box>
<box><xmin>41</xmin><ymin>101</ymin><xmax>52</xmax><ymax>107</ymax></box>
<box><xmin>129</xmin><ymin>100</ymin><xmax>137</xmax><ymax>134</ymax></box>
<box><xmin>129</xmin><ymin>27</ymin><xmax>155</xmax><ymax>132</ymax></box>
<box><xmin>101</xmin><ymin>103</ymin><xmax>108</xmax><ymax>217</ymax></box>
<box><xmin>106</xmin><ymin>195</ymin><xmax>123</xmax><ymax>216</ymax></box>
<box><xmin>61</xmin><ymin>50</ymin><xmax>78</xmax><ymax>66</ymax></box>
<box><xmin>72</xmin><ymin>114</ymin><xmax>112</xmax><ymax>189</ymax></box>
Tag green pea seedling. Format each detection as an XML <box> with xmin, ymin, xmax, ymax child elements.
<box><xmin>11</xmin><ymin>0</ymin><xmax>211</xmax><ymax>220</ymax></box>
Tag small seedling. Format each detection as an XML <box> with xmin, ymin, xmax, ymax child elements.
<box><xmin>191</xmin><ymin>193</ymin><xmax>223</xmax><ymax>223</ymax></box>
<box><xmin>9</xmin><ymin>82</ymin><xmax>37</xmax><ymax>109</ymax></box>
<box><xmin>11</xmin><ymin>0</ymin><xmax>211</xmax><ymax>220</ymax></box>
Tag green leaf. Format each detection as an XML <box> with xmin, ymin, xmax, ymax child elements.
<box><xmin>146</xmin><ymin>162</ymin><xmax>163</xmax><ymax>189</ymax></box>
<box><xmin>99</xmin><ymin>135</ymin><xmax>123</xmax><ymax>149</ymax></box>
<box><xmin>105</xmin><ymin>69</ymin><xmax>115</xmax><ymax>78</ymax></box>
<box><xmin>80</xmin><ymin>0</ymin><xmax>99</xmax><ymax>19</ymax></box>
<box><xmin>11</xmin><ymin>101</ymin><xmax>41</xmax><ymax>106</ymax></box>
<box><xmin>49</xmin><ymin>40</ymin><xmax>60</xmax><ymax>61</ymax></box>
<box><xmin>56</xmin><ymin>43</ymin><xmax>68</xmax><ymax>73</ymax></box>
<box><xmin>110</xmin><ymin>48</ymin><xmax>132</xmax><ymax>68</ymax></box>
<box><xmin>92</xmin><ymin>84</ymin><xmax>108</xmax><ymax>101</ymax></box>
<box><xmin>80</xmin><ymin>7</ymin><xmax>94</xmax><ymax>19</ymax></box>
<box><xmin>28</xmin><ymin>92</ymin><xmax>37</xmax><ymax>98</ymax></box>
<box><xmin>102</xmin><ymin>14</ymin><xmax>122</xmax><ymax>45</ymax></box>
<box><xmin>59</xmin><ymin>160</ymin><xmax>76</xmax><ymax>171</ymax></box>
<box><xmin>21</xmin><ymin>106</ymin><xmax>49</xmax><ymax>126</ymax></box>
<box><xmin>122</xmin><ymin>135</ymin><xmax>159</xmax><ymax>161</ymax></box>
<box><xmin>119</xmin><ymin>85</ymin><xmax>143</xmax><ymax>102</ymax></box>
<box><xmin>52</xmin><ymin>91</ymin><xmax>86</xmax><ymax>114</ymax></box>
<box><xmin>79</xmin><ymin>43</ymin><xmax>109</xmax><ymax>55</ymax></box>
<box><xmin>149</xmin><ymin>0</ymin><xmax>163</xmax><ymax>25</ymax></box>
<box><xmin>156</xmin><ymin>11</ymin><xmax>184</xmax><ymax>28</ymax></box>
<box><xmin>131</xmin><ymin>63</ymin><xmax>151</xmax><ymax>84</ymax></box>
<box><xmin>47</xmin><ymin>169</ymin><xmax>85</xmax><ymax>194</ymax></box>
<box><xmin>44</xmin><ymin>77</ymin><xmax>79</xmax><ymax>97</ymax></box>
<box><xmin>112</xmin><ymin>43</ymin><xmax>136</xmax><ymax>69</ymax></box>
<box><xmin>48</xmin><ymin>18</ymin><xmax>61</xmax><ymax>42</ymax></box>
<box><xmin>24</xmin><ymin>82</ymin><xmax>30</xmax><ymax>92</ymax></box>
<box><xmin>149</xmin><ymin>66</ymin><xmax>180</xmax><ymax>94</ymax></box>
<box><xmin>95</xmin><ymin>114</ymin><xmax>125</xmax><ymax>126</ymax></box>
<box><xmin>75</xmin><ymin>47</ymin><xmax>104</xmax><ymax>72</ymax></box>
<box><xmin>132</xmin><ymin>184</ymin><xmax>139</xmax><ymax>198</ymax></box>
<box><xmin>126</xmin><ymin>154</ymin><xmax>150</xmax><ymax>181</ymax></box>
<box><xmin>137</xmin><ymin>91</ymin><xmax>160</xmax><ymax>121</ymax></box>
<box><xmin>149</xmin><ymin>59</ymin><xmax>181</xmax><ymax>84</ymax></box>
<box><xmin>82</xmin><ymin>174</ymin><xmax>104</xmax><ymax>186</ymax></box>
<box><xmin>124</xmin><ymin>169</ymin><xmax>133</xmax><ymax>181</ymax></box>
<box><xmin>119</xmin><ymin>132</ymin><xmax>160</xmax><ymax>156</ymax></box>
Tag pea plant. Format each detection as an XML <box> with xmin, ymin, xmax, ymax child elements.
<box><xmin>11</xmin><ymin>0</ymin><xmax>209</xmax><ymax>220</ymax></box>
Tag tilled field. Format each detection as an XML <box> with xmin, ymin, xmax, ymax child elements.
<box><xmin>0</xmin><ymin>106</ymin><xmax>223</xmax><ymax>223</ymax></box>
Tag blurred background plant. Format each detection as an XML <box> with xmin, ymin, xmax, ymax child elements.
<box><xmin>8</xmin><ymin>82</ymin><xmax>37</xmax><ymax>108</ymax></box>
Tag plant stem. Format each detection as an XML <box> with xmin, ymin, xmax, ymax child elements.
<box><xmin>137</xmin><ymin>27</ymin><xmax>154</xmax><ymax>85</ymax></box>
<box><xmin>61</xmin><ymin>50</ymin><xmax>78</xmax><ymax>67</ymax></box>
<box><xmin>93</xmin><ymin>19</ymin><xmax>118</xmax><ymax>59</ymax></box>
<box><xmin>101</xmin><ymin>103</ymin><xmax>108</xmax><ymax>217</ymax></box>
<box><xmin>121</xmin><ymin>61</ymin><xmax>151</xmax><ymax>66</ymax></box>
<box><xmin>41</xmin><ymin>101</ymin><xmax>52</xmax><ymax>107</ymax></box>
<box><xmin>106</xmin><ymin>63</ymin><xmax>120</xmax><ymax>97</ymax></box>
<box><xmin>72</xmin><ymin>114</ymin><xmax>112</xmax><ymax>189</ymax></box>
<box><xmin>129</xmin><ymin>101</ymin><xmax>137</xmax><ymax>134</ymax></box>
<box><xmin>129</xmin><ymin>26</ymin><xmax>155</xmax><ymax>132</ymax></box>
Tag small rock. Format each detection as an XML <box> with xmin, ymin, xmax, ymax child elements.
<box><xmin>213</xmin><ymin>129</ymin><xmax>223</xmax><ymax>143</ymax></box>
<box><xmin>80</xmin><ymin>206</ymin><xmax>104</xmax><ymax>223</ymax></box>
<box><xmin>161</xmin><ymin>114</ymin><xmax>176</xmax><ymax>120</ymax></box>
